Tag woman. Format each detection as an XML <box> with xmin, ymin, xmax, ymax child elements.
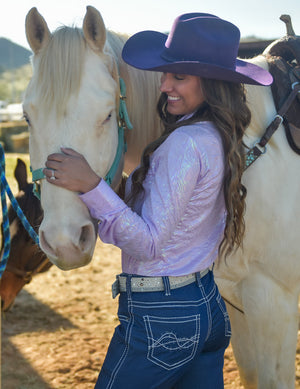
<box><xmin>44</xmin><ymin>13</ymin><xmax>272</xmax><ymax>389</ymax></box>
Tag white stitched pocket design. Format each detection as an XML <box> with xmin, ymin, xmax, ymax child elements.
<box><xmin>143</xmin><ymin>314</ymin><xmax>200</xmax><ymax>370</ymax></box>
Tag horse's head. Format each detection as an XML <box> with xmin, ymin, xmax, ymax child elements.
<box><xmin>0</xmin><ymin>159</ymin><xmax>51</xmax><ymax>311</ymax></box>
<box><xmin>23</xmin><ymin>7</ymin><xmax>123</xmax><ymax>270</ymax></box>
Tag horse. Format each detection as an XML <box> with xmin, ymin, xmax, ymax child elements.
<box><xmin>0</xmin><ymin>158</ymin><xmax>51</xmax><ymax>311</ymax></box>
<box><xmin>214</xmin><ymin>64</ymin><xmax>300</xmax><ymax>389</ymax></box>
<box><xmin>23</xmin><ymin>6</ymin><xmax>300</xmax><ymax>388</ymax></box>
<box><xmin>23</xmin><ymin>6</ymin><xmax>162</xmax><ymax>271</ymax></box>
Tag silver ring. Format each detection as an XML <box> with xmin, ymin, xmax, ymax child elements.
<box><xmin>50</xmin><ymin>170</ymin><xmax>56</xmax><ymax>180</ymax></box>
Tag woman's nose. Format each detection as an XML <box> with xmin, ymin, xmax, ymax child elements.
<box><xmin>160</xmin><ymin>73</ymin><xmax>173</xmax><ymax>92</ymax></box>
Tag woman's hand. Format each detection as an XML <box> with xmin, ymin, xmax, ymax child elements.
<box><xmin>43</xmin><ymin>147</ymin><xmax>101</xmax><ymax>193</ymax></box>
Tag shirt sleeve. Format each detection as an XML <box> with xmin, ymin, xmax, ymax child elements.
<box><xmin>80</xmin><ymin>130</ymin><xmax>202</xmax><ymax>261</ymax></box>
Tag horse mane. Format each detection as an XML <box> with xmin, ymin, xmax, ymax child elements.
<box><xmin>32</xmin><ymin>26</ymin><xmax>86</xmax><ymax>120</ymax></box>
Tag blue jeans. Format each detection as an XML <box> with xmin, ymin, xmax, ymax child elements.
<box><xmin>95</xmin><ymin>271</ymin><xmax>231</xmax><ymax>389</ymax></box>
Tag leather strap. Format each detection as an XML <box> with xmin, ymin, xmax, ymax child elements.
<box><xmin>245</xmin><ymin>82</ymin><xmax>300</xmax><ymax>169</ymax></box>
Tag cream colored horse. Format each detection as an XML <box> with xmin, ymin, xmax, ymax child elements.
<box><xmin>214</xmin><ymin>55</ymin><xmax>300</xmax><ymax>388</ymax></box>
<box><xmin>24</xmin><ymin>6</ymin><xmax>161</xmax><ymax>270</ymax></box>
<box><xmin>24</xmin><ymin>6</ymin><xmax>299</xmax><ymax>388</ymax></box>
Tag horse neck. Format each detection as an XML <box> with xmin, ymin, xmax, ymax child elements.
<box><xmin>244</xmin><ymin>56</ymin><xmax>277</xmax><ymax>146</ymax></box>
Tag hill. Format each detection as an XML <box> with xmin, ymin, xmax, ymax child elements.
<box><xmin>0</xmin><ymin>63</ymin><xmax>32</xmax><ymax>103</ymax></box>
<box><xmin>0</xmin><ymin>38</ymin><xmax>32</xmax><ymax>73</ymax></box>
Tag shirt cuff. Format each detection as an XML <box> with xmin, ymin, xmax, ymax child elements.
<box><xmin>79</xmin><ymin>179</ymin><xmax>126</xmax><ymax>220</ymax></box>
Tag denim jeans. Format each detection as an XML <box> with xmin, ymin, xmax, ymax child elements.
<box><xmin>95</xmin><ymin>271</ymin><xmax>231</xmax><ymax>389</ymax></box>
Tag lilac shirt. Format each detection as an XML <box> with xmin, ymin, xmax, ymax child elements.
<box><xmin>80</xmin><ymin>121</ymin><xmax>226</xmax><ymax>276</ymax></box>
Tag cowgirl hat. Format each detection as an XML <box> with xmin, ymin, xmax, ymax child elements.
<box><xmin>122</xmin><ymin>13</ymin><xmax>273</xmax><ymax>86</ymax></box>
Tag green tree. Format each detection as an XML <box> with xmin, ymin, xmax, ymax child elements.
<box><xmin>0</xmin><ymin>80</ymin><xmax>10</xmax><ymax>101</ymax></box>
<box><xmin>0</xmin><ymin>64</ymin><xmax>32</xmax><ymax>103</ymax></box>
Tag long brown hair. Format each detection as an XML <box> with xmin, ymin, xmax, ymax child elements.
<box><xmin>127</xmin><ymin>78</ymin><xmax>251</xmax><ymax>258</ymax></box>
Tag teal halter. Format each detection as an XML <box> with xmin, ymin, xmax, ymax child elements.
<box><xmin>105</xmin><ymin>77</ymin><xmax>133</xmax><ymax>185</ymax></box>
<box><xmin>31</xmin><ymin>77</ymin><xmax>133</xmax><ymax>199</ymax></box>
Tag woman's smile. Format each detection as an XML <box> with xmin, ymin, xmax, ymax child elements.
<box><xmin>160</xmin><ymin>73</ymin><xmax>205</xmax><ymax>115</ymax></box>
<box><xmin>168</xmin><ymin>96</ymin><xmax>181</xmax><ymax>101</ymax></box>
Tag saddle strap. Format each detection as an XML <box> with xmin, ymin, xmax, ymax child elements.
<box><xmin>245</xmin><ymin>82</ymin><xmax>300</xmax><ymax>169</ymax></box>
<box><xmin>260</xmin><ymin>83</ymin><xmax>300</xmax><ymax>146</ymax></box>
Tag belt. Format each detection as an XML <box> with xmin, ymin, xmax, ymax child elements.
<box><xmin>112</xmin><ymin>268</ymin><xmax>209</xmax><ymax>298</ymax></box>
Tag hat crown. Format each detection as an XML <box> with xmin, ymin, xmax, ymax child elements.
<box><xmin>162</xmin><ymin>13</ymin><xmax>240</xmax><ymax>70</ymax></box>
<box><xmin>121</xmin><ymin>12</ymin><xmax>273</xmax><ymax>86</ymax></box>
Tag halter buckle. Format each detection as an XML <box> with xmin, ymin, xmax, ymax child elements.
<box><xmin>254</xmin><ymin>142</ymin><xmax>267</xmax><ymax>154</ymax></box>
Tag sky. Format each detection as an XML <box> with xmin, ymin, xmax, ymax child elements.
<box><xmin>0</xmin><ymin>0</ymin><xmax>299</xmax><ymax>50</ymax></box>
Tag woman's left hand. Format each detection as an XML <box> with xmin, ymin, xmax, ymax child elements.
<box><xmin>44</xmin><ymin>147</ymin><xmax>101</xmax><ymax>193</ymax></box>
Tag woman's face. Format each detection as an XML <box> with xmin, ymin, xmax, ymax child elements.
<box><xmin>160</xmin><ymin>73</ymin><xmax>205</xmax><ymax>116</ymax></box>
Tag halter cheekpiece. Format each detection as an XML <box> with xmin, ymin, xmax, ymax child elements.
<box><xmin>31</xmin><ymin>77</ymin><xmax>132</xmax><ymax>199</ymax></box>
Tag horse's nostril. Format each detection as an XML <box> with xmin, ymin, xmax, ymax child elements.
<box><xmin>39</xmin><ymin>222</ymin><xmax>96</xmax><ymax>262</ymax></box>
<box><xmin>39</xmin><ymin>230</ymin><xmax>57</xmax><ymax>260</ymax></box>
<box><xmin>79</xmin><ymin>224</ymin><xmax>96</xmax><ymax>252</ymax></box>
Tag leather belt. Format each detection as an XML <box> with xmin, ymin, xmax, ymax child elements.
<box><xmin>112</xmin><ymin>269</ymin><xmax>209</xmax><ymax>298</ymax></box>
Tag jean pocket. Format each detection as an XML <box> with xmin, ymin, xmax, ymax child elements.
<box><xmin>143</xmin><ymin>314</ymin><xmax>200</xmax><ymax>370</ymax></box>
<box><xmin>216</xmin><ymin>292</ymin><xmax>231</xmax><ymax>337</ymax></box>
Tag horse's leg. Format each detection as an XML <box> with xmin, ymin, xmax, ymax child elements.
<box><xmin>226</xmin><ymin>303</ymin><xmax>257</xmax><ymax>389</ymax></box>
<box><xmin>240</xmin><ymin>272</ymin><xmax>298</xmax><ymax>389</ymax></box>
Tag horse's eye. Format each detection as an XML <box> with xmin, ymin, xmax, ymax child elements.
<box><xmin>23</xmin><ymin>112</ymin><xmax>31</xmax><ymax>126</ymax></box>
<box><xmin>103</xmin><ymin>111</ymin><xmax>113</xmax><ymax>125</ymax></box>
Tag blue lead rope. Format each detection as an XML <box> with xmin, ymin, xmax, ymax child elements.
<box><xmin>0</xmin><ymin>145</ymin><xmax>39</xmax><ymax>278</ymax></box>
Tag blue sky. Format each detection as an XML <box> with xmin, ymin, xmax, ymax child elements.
<box><xmin>1</xmin><ymin>0</ymin><xmax>299</xmax><ymax>50</ymax></box>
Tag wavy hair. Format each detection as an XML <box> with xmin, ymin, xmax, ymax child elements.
<box><xmin>127</xmin><ymin>78</ymin><xmax>251</xmax><ymax>258</ymax></box>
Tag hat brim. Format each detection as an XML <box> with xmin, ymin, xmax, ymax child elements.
<box><xmin>122</xmin><ymin>31</ymin><xmax>273</xmax><ymax>86</ymax></box>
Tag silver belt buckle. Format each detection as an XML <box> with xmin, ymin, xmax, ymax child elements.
<box><xmin>112</xmin><ymin>278</ymin><xmax>120</xmax><ymax>299</ymax></box>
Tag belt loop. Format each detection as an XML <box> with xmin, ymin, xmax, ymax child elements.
<box><xmin>126</xmin><ymin>274</ymin><xmax>132</xmax><ymax>298</ymax></box>
<box><xmin>163</xmin><ymin>276</ymin><xmax>171</xmax><ymax>296</ymax></box>
<box><xmin>112</xmin><ymin>275</ymin><xmax>121</xmax><ymax>299</ymax></box>
<box><xmin>196</xmin><ymin>272</ymin><xmax>202</xmax><ymax>288</ymax></box>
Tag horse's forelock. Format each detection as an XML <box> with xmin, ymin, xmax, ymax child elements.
<box><xmin>34</xmin><ymin>26</ymin><xmax>86</xmax><ymax>120</ymax></box>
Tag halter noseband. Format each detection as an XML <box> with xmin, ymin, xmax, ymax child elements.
<box><xmin>5</xmin><ymin>257</ymin><xmax>50</xmax><ymax>284</ymax></box>
<box><xmin>31</xmin><ymin>77</ymin><xmax>133</xmax><ymax>199</ymax></box>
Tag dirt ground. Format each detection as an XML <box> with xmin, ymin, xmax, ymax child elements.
<box><xmin>2</xmin><ymin>239</ymin><xmax>300</xmax><ymax>389</ymax></box>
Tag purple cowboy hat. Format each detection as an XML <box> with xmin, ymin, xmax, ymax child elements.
<box><xmin>122</xmin><ymin>13</ymin><xmax>273</xmax><ymax>86</ymax></box>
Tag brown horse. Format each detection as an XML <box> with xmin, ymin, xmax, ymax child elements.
<box><xmin>0</xmin><ymin>158</ymin><xmax>51</xmax><ymax>311</ymax></box>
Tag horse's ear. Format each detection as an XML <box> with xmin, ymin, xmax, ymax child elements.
<box><xmin>83</xmin><ymin>6</ymin><xmax>106</xmax><ymax>53</ymax></box>
<box><xmin>25</xmin><ymin>7</ymin><xmax>51</xmax><ymax>54</ymax></box>
<box><xmin>14</xmin><ymin>159</ymin><xmax>28</xmax><ymax>192</ymax></box>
